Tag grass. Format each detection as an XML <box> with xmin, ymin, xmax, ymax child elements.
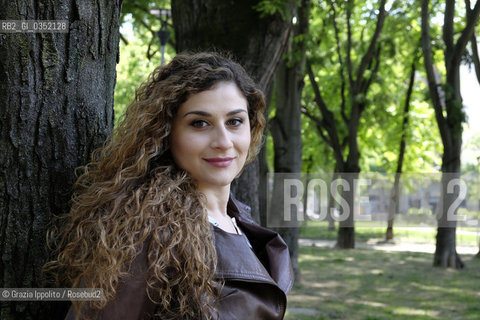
<box><xmin>286</xmin><ymin>246</ymin><xmax>480</xmax><ymax>320</ymax></box>
<box><xmin>299</xmin><ymin>221</ymin><xmax>479</xmax><ymax>246</ymax></box>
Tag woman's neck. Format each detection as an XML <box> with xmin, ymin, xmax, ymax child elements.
<box><xmin>200</xmin><ymin>185</ymin><xmax>240</xmax><ymax>234</ymax></box>
<box><xmin>197</xmin><ymin>185</ymin><xmax>231</xmax><ymax>217</ymax></box>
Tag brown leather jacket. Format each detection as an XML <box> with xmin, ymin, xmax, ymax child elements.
<box><xmin>65</xmin><ymin>196</ymin><xmax>294</xmax><ymax>319</ymax></box>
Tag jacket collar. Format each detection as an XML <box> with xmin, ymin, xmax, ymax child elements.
<box><xmin>215</xmin><ymin>194</ymin><xmax>294</xmax><ymax>295</ymax></box>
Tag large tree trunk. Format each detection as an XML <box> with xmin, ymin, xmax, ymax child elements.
<box><xmin>258</xmin><ymin>85</ymin><xmax>274</xmax><ymax>227</ymax></box>
<box><xmin>171</xmin><ymin>0</ymin><xmax>293</xmax><ymax>222</ymax></box>
<box><xmin>0</xmin><ymin>1</ymin><xmax>121</xmax><ymax>319</ymax></box>
<box><xmin>268</xmin><ymin>0</ymin><xmax>309</xmax><ymax>284</ymax></box>
<box><xmin>434</xmin><ymin>170</ymin><xmax>464</xmax><ymax>268</ymax></box>
<box><xmin>421</xmin><ymin>0</ymin><xmax>480</xmax><ymax>268</ymax></box>
<box><xmin>270</xmin><ymin>53</ymin><xmax>303</xmax><ymax>283</ymax></box>
<box><xmin>335</xmin><ymin>168</ymin><xmax>359</xmax><ymax>249</ymax></box>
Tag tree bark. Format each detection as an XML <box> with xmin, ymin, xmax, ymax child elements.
<box><xmin>0</xmin><ymin>1</ymin><xmax>121</xmax><ymax>319</ymax></box>
<box><xmin>269</xmin><ymin>0</ymin><xmax>308</xmax><ymax>282</ymax></box>
<box><xmin>171</xmin><ymin>0</ymin><xmax>293</xmax><ymax>223</ymax></box>
<box><xmin>258</xmin><ymin>85</ymin><xmax>274</xmax><ymax>227</ymax></box>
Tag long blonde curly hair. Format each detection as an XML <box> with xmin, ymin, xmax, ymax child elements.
<box><xmin>44</xmin><ymin>52</ymin><xmax>266</xmax><ymax>319</ymax></box>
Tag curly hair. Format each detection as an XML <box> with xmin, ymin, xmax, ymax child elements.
<box><xmin>44</xmin><ymin>52</ymin><xmax>266</xmax><ymax>319</ymax></box>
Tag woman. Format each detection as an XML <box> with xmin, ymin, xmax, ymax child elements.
<box><xmin>46</xmin><ymin>52</ymin><xmax>293</xmax><ymax>319</ymax></box>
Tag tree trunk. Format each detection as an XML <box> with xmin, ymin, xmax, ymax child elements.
<box><xmin>268</xmin><ymin>0</ymin><xmax>309</xmax><ymax>284</ymax></box>
<box><xmin>433</xmin><ymin>169</ymin><xmax>464</xmax><ymax>268</ymax></box>
<box><xmin>421</xmin><ymin>0</ymin><xmax>480</xmax><ymax>268</ymax></box>
<box><xmin>385</xmin><ymin>174</ymin><xmax>399</xmax><ymax>241</ymax></box>
<box><xmin>0</xmin><ymin>1</ymin><xmax>121</xmax><ymax>319</ymax></box>
<box><xmin>386</xmin><ymin>57</ymin><xmax>416</xmax><ymax>240</ymax></box>
<box><xmin>335</xmin><ymin>170</ymin><xmax>358</xmax><ymax>249</ymax></box>
<box><xmin>258</xmin><ymin>85</ymin><xmax>274</xmax><ymax>227</ymax></box>
<box><xmin>171</xmin><ymin>0</ymin><xmax>293</xmax><ymax>222</ymax></box>
<box><xmin>270</xmin><ymin>56</ymin><xmax>304</xmax><ymax>283</ymax></box>
<box><xmin>327</xmin><ymin>172</ymin><xmax>338</xmax><ymax>231</ymax></box>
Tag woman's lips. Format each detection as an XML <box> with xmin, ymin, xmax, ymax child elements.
<box><xmin>203</xmin><ymin>157</ymin><xmax>235</xmax><ymax>167</ymax></box>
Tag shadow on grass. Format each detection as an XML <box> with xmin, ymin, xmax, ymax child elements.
<box><xmin>286</xmin><ymin>246</ymin><xmax>480</xmax><ymax>320</ymax></box>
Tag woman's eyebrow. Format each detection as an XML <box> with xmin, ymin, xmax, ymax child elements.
<box><xmin>226</xmin><ymin>109</ymin><xmax>248</xmax><ymax>116</ymax></box>
<box><xmin>183</xmin><ymin>108</ymin><xmax>247</xmax><ymax>118</ymax></box>
<box><xmin>183</xmin><ymin>110</ymin><xmax>211</xmax><ymax>117</ymax></box>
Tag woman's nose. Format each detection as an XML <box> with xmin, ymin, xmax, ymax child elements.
<box><xmin>211</xmin><ymin>126</ymin><xmax>234</xmax><ymax>149</ymax></box>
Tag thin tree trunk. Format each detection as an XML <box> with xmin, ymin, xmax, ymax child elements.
<box><xmin>270</xmin><ymin>59</ymin><xmax>303</xmax><ymax>282</ymax></box>
<box><xmin>327</xmin><ymin>172</ymin><xmax>338</xmax><ymax>231</ymax></box>
<box><xmin>0</xmin><ymin>1</ymin><xmax>121</xmax><ymax>319</ymax></box>
<box><xmin>386</xmin><ymin>56</ymin><xmax>416</xmax><ymax>240</ymax></box>
<box><xmin>171</xmin><ymin>0</ymin><xmax>293</xmax><ymax>222</ymax></box>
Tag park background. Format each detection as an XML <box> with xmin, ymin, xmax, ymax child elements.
<box><xmin>1</xmin><ymin>0</ymin><xmax>480</xmax><ymax>319</ymax></box>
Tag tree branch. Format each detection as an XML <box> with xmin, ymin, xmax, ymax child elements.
<box><xmin>354</xmin><ymin>0</ymin><xmax>387</xmax><ymax>94</ymax></box>
<box><xmin>452</xmin><ymin>0</ymin><xmax>480</xmax><ymax>68</ymax></box>
<box><xmin>137</xmin><ymin>18</ymin><xmax>156</xmax><ymax>35</ymax></box>
<box><xmin>443</xmin><ymin>0</ymin><xmax>455</xmax><ymax>59</ymax></box>
<box><xmin>421</xmin><ymin>0</ymin><xmax>449</xmax><ymax>145</ymax></box>
<box><xmin>330</xmin><ymin>1</ymin><xmax>348</xmax><ymax>124</ymax></box>
<box><xmin>301</xmin><ymin>106</ymin><xmax>333</xmax><ymax>147</ymax></box>
<box><xmin>360</xmin><ymin>44</ymin><xmax>382</xmax><ymax>99</ymax></box>
<box><xmin>306</xmin><ymin>61</ymin><xmax>344</xmax><ymax>165</ymax></box>
<box><xmin>346</xmin><ymin>0</ymin><xmax>354</xmax><ymax>90</ymax></box>
<box><xmin>396</xmin><ymin>51</ymin><xmax>418</xmax><ymax>174</ymax></box>
<box><xmin>471</xmin><ymin>34</ymin><xmax>480</xmax><ymax>84</ymax></box>
<box><xmin>119</xmin><ymin>32</ymin><xmax>129</xmax><ymax>45</ymax></box>
<box><xmin>146</xmin><ymin>37</ymin><xmax>158</xmax><ymax>60</ymax></box>
<box><xmin>132</xmin><ymin>4</ymin><xmax>158</xmax><ymax>20</ymax></box>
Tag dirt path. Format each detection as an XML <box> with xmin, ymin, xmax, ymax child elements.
<box><xmin>299</xmin><ymin>238</ymin><xmax>479</xmax><ymax>255</ymax></box>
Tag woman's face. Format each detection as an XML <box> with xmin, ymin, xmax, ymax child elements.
<box><xmin>170</xmin><ymin>81</ymin><xmax>251</xmax><ymax>191</ymax></box>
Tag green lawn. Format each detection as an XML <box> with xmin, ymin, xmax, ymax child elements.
<box><xmin>286</xmin><ymin>246</ymin><xmax>480</xmax><ymax>320</ymax></box>
<box><xmin>299</xmin><ymin>221</ymin><xmax>479</xmax><ymax>246</ymax></box>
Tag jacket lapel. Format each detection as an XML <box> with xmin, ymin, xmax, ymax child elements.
<box><xmin>224</xmin><ymin>196</ymin><xmax>294</xmax><ymax>295</ymax></box>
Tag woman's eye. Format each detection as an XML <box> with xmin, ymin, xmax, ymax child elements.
<box><xmin>227</xmin><ymin>118</ymin><xmax>244</xmax><ymax>127</ymax></box>
<box><xmin>190</xmin><ymin>120</ymin><xmax>209</xmax><ymax>128</ymax></box>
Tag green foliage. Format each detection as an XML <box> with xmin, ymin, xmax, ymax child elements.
<box><xmin>301</xmin><ymin>0</ymin><xmax>444</xmax><ymax>175</ymax></box>
<box><xmin>121</xmin><ymin>0</ymin><xmax>170</xmax><ymax>28</ymax></box>
<box><xmin>115</xmin><ymin>0</ymin><xmax>473</xmax><ymax>180</ymax></box>
<box><xmin>253</xmin><ymin>0</ymin><xmax>291</xmax><ymax>20</ymax></box>
<box><xmin>114</xmin><ymin>11</ymin><xmax>175</xmax><ymax>127</ymax></box>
